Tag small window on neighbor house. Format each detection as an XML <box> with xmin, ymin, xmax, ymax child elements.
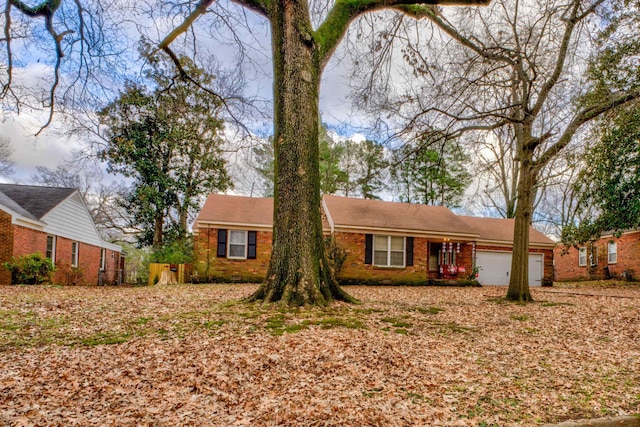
<box><xmin>100</xmin><ymin>248</ymin><xmax>106</xmax><ymax>271</ymax></box>
<box><xmin>373</xmin><ymin>235</ymin><xmax>405</xmax><ymax>267</ymax></box>
<box><xmin>578</xmin><ymin>247</ymin><xmax>587</xmax><ymax>267</ymax></box>
<box><xmin>608</xmin><ymin>241</ymin><xmax>617</xmax><ymax>264</ymax></box>
<box><xmin>228</xmin><ymin>230</ymin><xmax>248</xmax><ymax>259</ymax></box>
<box><xmin>46</xmin><ymin>236</ymin><xmax>56</xmax><ymax>262</ymax></box>
<box><xmin>71</xmin><ymin>242</ymin><xmax>79</xmax><ymax>268</ymax></box>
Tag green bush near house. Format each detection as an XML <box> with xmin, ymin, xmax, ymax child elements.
<box><xmin>3</xmin><ymin>253</ymin><xmax>56</xmax><ymax>285</ymax></box>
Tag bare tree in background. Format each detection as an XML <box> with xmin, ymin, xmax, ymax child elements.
<box><xmin>354</xmin><ymin>0</ymin><xmax>640</xmax><ymax>301</ymax></box>
<box><xmin>0</xmin><ymin>136</ymin><xmax>14</xmax><ymax>177</ymax></box>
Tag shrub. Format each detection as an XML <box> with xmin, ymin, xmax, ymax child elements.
<box><xmin>3</xmin><ymin>253</ymin><xmax>56</xmax><ymax>285</ymax></box>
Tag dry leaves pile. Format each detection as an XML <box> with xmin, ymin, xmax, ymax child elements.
<box><xmin>0</xmin><ymin>283</ymin><xmax>639</xmax><ymax>426</ymax></box>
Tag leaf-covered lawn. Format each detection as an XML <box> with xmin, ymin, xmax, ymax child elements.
<box><xmin>0</xmin><ymin>284</ymin><xmax>639</xmax><ymax>426</ymax></box>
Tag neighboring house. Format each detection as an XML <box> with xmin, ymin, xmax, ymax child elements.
<box><xmin>0</xmin><ymin>184</ymin><xmax>122</xmax><ymax>286</ymax></box>
<box><xmin>193</xmin><ymin>193</ymin><xmax>555</xmax><ymax>286</ymax></box>
<box><xmin>554</xmin><ymin>230</ymin><xmax>640</xmax><ymax>281</ymax></box>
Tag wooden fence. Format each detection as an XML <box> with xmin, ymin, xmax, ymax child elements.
<box><xmin>148</xmin><ymin>263</ymin><xmax>193</xmax><ymax>285</ymax></box>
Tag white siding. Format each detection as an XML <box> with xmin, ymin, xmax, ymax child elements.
<box><xmin>41</xmin><ymin>193</ymin><xmax>110</xmax><ymax>248</ymax></box>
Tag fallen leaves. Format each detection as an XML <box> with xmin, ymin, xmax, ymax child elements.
<box><xmin>0</xmin><ymin>283</ymin><xmax>639</xmax><ymax>426</ymax></box>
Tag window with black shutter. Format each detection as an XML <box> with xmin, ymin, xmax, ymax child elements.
<box><xmin>217</xmin><ymin>229</ymin><xmax>227</xmax><ymax>258</ymax></box>
<box><xmin>406</xmin><ymin>237</ymin><xmax>414</xmax><ymax>266</ymax></box>
<box><xmin>364</xmin><ymin>234</ymin><xmax>373</xmax><ymax>264</ymax></box>
<box><xmin>247</xmin><ymin>231</ymin><xmax>257</xmax><ymax>259</ymax></box>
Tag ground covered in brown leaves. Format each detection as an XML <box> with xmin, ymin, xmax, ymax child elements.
<box><xmin>1</xmin><ymin>283</ymin><xmax>639</xmax><ymax>426</ymax></box>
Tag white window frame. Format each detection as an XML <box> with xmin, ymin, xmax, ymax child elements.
<box><xmin>100</xmin><ymin>248</ymin><xmax>106</xmax><ymax>271</ymax></box>
<box><xmin>46</xmin><ymin>235</ymin><xmax>56</xmax><ymax>262</ymax></box>
<box><xmin>373</xmin><ymin>235</ymin><xmax>405</xmax><ymax>268</ymax></box>
<box><xmin>227</xmin><ymin>230</ymin><xmax>248</xmax><ymax>259</ymax></box>
<box><xmin>608</xmin><ymin>241</ymin><xmax>617</xmax><ymax>264</ymax></box>
<box><xmin>71</xmin><ymin>242</ymin><xmax>79</xmax><ymax>268</ymax></box>
<box><xmin>578</xmin><ymin>247</ymin><xmax>587</xmax><ymax>267</ymax></box>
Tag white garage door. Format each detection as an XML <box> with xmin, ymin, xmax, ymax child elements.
<box><xmin>476</xmin><ymin>251</ymin><xmax>543</xmax><ymax>286</ymax></box>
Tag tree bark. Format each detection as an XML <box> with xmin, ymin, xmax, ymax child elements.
<box><xmin>153</xmin><ymin>215</ymin><xmax>164</xmax><ymax>247</ymax></box>
<box><xmin>506</xmin><ymin>148</ymin><xmax>536</xmax><ymax>302</ymax></box>
<box><xmin>246</xmin><ymin>0</ymin><xmax>356</xmax><ymax>306</ymax></box>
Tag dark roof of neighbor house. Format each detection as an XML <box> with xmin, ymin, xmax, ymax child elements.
<box><xmin>195</xmin><ymin>193</ymin><xmax>274</xmax><ymax>228</ymax></box>
<box><xmin>0</xmin><ymin>184</ymin><xmax>75</xmax><ymax>220</ymax></box>
<box><xmin>459</xmin><ymin>216</ymin><xmax>555</xmax><ymax>246</ymax></box>
<box><xmin>323</xmin><ymin>195</ymin><xmax>478</xmax><ymax>238</ymax></box>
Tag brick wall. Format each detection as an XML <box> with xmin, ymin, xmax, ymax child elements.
<box><xmin>194</xmin><ymin>227</ymin><xmax>272</xmax><ymax>282</ymax></box>
<box><xmin>194</xmin><ymin>225</ymin><xmax>478</xmax><ymax>285</ymax></box>
<box><xmin>336</xmin><ymin>234</ymin><xmax>474</xmax><ymax>283</ymax></box>
<box><xmin>0</xmin><ymin>210</ymin><xmax>13</xmax><ymax>286</ymax></box>
<box><xmin>554</xmin><ymin>232</ymin><xmax>640</xmax><ymax>281</ymax></box>
<box><xmin>11</xmin><ymin>225</ymin><xmax>120</xmax><ymax>285</ymax></box>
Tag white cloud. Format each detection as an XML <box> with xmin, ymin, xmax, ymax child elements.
<box><xmin>0</xmin><ymin>113</ymin><xmax>82</xmax><ymax>183</ymax></box>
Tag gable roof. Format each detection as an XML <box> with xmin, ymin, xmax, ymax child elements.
<box><xmin>0</xmin><ymin>184</ymin><xmax>75</xmax><ymax>220</ymax></box>
<box><xmin>194</xmin><ymin>193</ymin><xmax>274</xmax><ymax>230</ymax></box>
<box><xmin>459</xmin><ymin>216</ymin><xmax>555</xmax><ymax>248</ymax></box>
<box><xmin>322</xmin><ymin>195</ymin><xmax>478</xmax><ymax>239</ymax></box>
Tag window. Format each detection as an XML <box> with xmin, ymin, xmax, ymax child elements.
<box><xmin>100</xmin><ymin>248</ymin><xmax>106</xmax><ymax>271</ymax></box>
<box><xmin>71</xmin><ymin>242</ymin><xmax>79</xmax><ymax>267</ymax></box>
<box><xmin>578</xmin><ymin>247</ymin><xmax>586</xmax><ymax>267</ymax></box>
<box><xmin>228</xmin><ymin>230</ymin><xmax>248</xmax><ymax>259</ymax></box>
<box><xmin>440</xmin><ymin>249</ymin><xmax>457</xmax><ymax>266</ymax></box>
<box><xmin>608</xmin><ymin>241</ymin><xmax>617</xmax><ymax>264</ymax></box>
<box><xmin>46</xmin><ymin>236</ymin><xmax>56</xmax><ymax>262</ymax></box>
<box><xmin>373</xmin><ymin>235</ymin><xmax>404</xmax><ymax>267</ymax></box>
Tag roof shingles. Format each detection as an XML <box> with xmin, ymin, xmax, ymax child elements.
<box><xmin>0</xmin><ymin>184</ymin><xmax>75</xmax><ymax>220</ymax></box>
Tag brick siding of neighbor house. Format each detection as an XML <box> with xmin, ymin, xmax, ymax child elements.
<box><xmin>12</xmin><ymin>225</ymin><xmax>121</xmax><ymax>285</ymax></box>
<box><xmin>554</xmin><ymin>232</ymin><xmax>640</xmax><ymax>281</ymax></box>
<box><xmin>477</xmin><ymin>244</ymin><xmax>554</xmax><ymax>286</ymax></box>
<box><xmin>0</xmin><ymin>210</ymin><xmax>14</xmax><ymax>285</ymax></box>
<box><xmin>194</xmin><ymin>227</ymin><xmax>272</xmax><ymax>282</ymax></box>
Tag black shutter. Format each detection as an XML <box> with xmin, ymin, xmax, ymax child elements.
<box><xmin>247</xmin><ymin>231</ymin><xmax>257</xmax><ymax>259</ymax></box>
<box><xmin>364</xmin><ymin>234</ymin><xmax>373</xmax><ymax>264</ymax></box>
<box><xmin>406</xmin><ymin>237</ymin><xmax>414</xmax><ymax>266</ymax></box>
<box><xmin>217</xmin><ymin>229</ymin><xmax>227</xmax><ymax>258</ymax></box>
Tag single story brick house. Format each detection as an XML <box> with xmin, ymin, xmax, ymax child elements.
<box><xmin>0</xmin><ymin>184</ymin><xmax>123</xmax><ymax>286</ymax></box>
<box><xmin>193</xmin><ymin>194</ymin><xmax>555</xmax><ymax>286</ymax></box>
<box><xmin>554</xmin><ymin>230</ymin><xmax>640</xmax><ymax>281</ymax></box>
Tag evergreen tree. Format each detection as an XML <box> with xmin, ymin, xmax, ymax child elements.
<box><xmin>99</xmin><ymin>49</ymin><xmax>231</xmax><ymax>247</ymax></box>
<box><xmin>391</xmin><ymin>133</ymin><xmax>470</xmax><ymax>208</ymax></box>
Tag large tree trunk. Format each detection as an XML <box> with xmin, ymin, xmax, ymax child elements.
<box><xmin>506</xmin><ymin>149</ymin><xmax>537</xmax><ymax>302</ymax></box>
<box><xmin>246</xmin><ymin>0</ymin><xmax>355</xmax><ymax>306</ymax></box>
